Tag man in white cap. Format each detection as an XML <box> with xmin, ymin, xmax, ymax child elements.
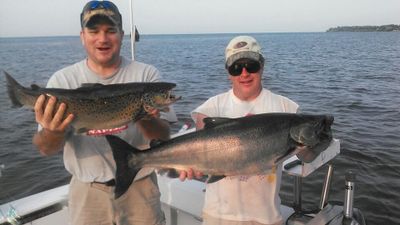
<box><xmin>32</xmin><ymin>1</ymin><xmax>176</xmax><ymax>224</ymax></box>
<box><xmin>188</xmin><ymin>36</ymin><xmax>299</xmax><ymax>225</ymax></box>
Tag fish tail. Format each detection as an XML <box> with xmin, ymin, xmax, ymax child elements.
<box><xmin>3</xmin><ymin>71</ymin><xmax>24</xmax><ymax>107</ymax></box>
<box><xmin>105</xmin><ymin>135</ymin><xmax>142</xmax><ymax>199</ymax></box>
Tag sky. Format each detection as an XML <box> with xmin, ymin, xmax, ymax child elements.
<box><xmin>0</xmin><ymin>0</ymin><xmax>399</xmax><ymax>37</ymax></box>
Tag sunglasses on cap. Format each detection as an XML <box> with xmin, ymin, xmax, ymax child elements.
<box><xmin>87</xmin><ymin>1</ymin><xmax>116</xmax><ymax>10</ymax></box>
<box><xmin>228</xmin><ymin>60</ymin><xmax>261</xmax><ymax>76</ymax></box>
<box><xmin>81</xmin><ymin>1</ymin><xmax>122</xmax><ymax>28</ymax></box>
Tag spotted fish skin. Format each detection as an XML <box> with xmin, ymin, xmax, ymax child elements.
<box><xmin>4</xmin><ymin>71</ymin><xmax>180</xmax><ymax>133</ymax></box>
<box><xmin>106</xmin><ymin>113</ymin><xmax>334</xmax><ymax>198</ymax></box>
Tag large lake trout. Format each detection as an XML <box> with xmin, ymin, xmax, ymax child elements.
<box><xmin>4</xmin><ymin>71</ymin><xmax>180</xmax><ymax>133</ymax></box>
<box><xmin>106</xmin><ymin>113</ymin><xmax>334</xmax><ymax>198</ymax></box>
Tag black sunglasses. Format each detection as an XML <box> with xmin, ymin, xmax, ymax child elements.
<box><xmin>228</xmin><ymin>60</ymin><xmax>261</xmax><ymax>76</ymax></box>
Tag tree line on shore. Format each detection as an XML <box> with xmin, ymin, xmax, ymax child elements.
<box><xmin>326</xmin><ymin>24</ymin><xmax>400</xmax><ymax>32</ymax></box>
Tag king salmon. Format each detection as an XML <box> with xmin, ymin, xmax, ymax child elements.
<box><xmin>106</xmin><ymin>113</ymin><xmax>334</xmax><ymax>198</ymax></box>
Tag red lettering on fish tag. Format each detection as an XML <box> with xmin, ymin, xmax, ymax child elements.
<box><xmin>86</xmin><ymin>125</ymin><xmax>128</xmax><ymax>136</ymax></box>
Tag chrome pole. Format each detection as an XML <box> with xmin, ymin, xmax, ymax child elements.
<box><xmin>129</xmin><ymin>0</ymin><xmax>135</xmax><ymax>60</ymax></box>
<box><xmin>319</xmin><ymin>164</ymin><xmax>334</xmax><ymax>209</ymax></box>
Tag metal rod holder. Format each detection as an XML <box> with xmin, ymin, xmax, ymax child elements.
<box><xmin>344</xmin><ymin>170</ymin><xmax>356</xmax><ymax>219</ymax></box>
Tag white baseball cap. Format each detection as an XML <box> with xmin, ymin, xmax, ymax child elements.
<box><xmin>225</xmin><ymin>36</ymin><xmax>264</xmax><ymax>68</ymax></box>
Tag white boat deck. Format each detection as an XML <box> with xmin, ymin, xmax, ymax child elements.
<box><xmin>0</xmin><ymin>178</ymin><xmax>293</xmax><ymax>225</ymax></box>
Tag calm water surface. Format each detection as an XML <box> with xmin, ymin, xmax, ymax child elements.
<box><xmin>0</xmin><ymin>32</ymin><xmax>399</xmax><ymax>224</ymax></box>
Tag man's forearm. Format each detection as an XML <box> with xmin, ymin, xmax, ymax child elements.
<box><xmin>32</xmin><ymin>129</ymin><xmax>66</xmax><ymax>156</ymax></box>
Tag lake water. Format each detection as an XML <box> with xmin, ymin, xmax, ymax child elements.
<box><xmin>0</xmin><ymin>32</ymin><xmax>399</xmax><ymax>224</ymax></box>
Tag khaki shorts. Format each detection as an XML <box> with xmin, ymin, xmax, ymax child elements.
<box><xmin>68</xmin><ymin>172</ymin><xmax>165</xmax><ymax>225</ymax></box>
<box><xmin>202</xmin><ymin>213</ymin><xmax>282</xmax><ymax>225</ymax></box>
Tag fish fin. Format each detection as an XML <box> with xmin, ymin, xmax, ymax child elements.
<box><xmin>4</xmin><ymin>71</ymin><xmax>24</xmax><ymax>107</ymax></box>
<box><xmin>206</xmin><ymin>175</ymin><xmax>225</xmax><ymax>183</ymax></box>
<box><xmin>78</xmin><ymin>83</ymin><xmax>105</xmax><ymax>88</ymax></box>
<box><xmin>203</xmin><ymin>117</ymin><xmax>233</xmax><ymax>129</ymax></box>
<box><xmin>149</xmin><ymin>139</ymin><xmax>164</xmax><ymax>148</ymax></box>
<box><xmin>105</xmin><ymin>135</ymin><xmax>141</xmax><ymax>199</ymax></box>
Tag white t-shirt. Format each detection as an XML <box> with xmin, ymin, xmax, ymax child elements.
<box><xmin>191</xmin><ymin>88</ymin><xmax>298</xmax><ymax>224</ymax></box>
<box><xmin>45</xmin><ymin>56</ymin><xmax>177</xmax><ymax>182</ymax></box>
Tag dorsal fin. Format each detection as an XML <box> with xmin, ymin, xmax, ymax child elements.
<box><xmin>78</xmin><ymin>83</ymin><xmax>105</xmax><ymax>88</ymax></box>
<box><xmin>30</xmin><ymin>84</ymin><xmax>41</xmax><ymax>90</ymax></box>
<box><xmin>203</xmin><ymin>117</ymin><xmax>233</xmax><ymax>129</ymax></box>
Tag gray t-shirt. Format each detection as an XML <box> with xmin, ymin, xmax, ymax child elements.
<box><xmin>46</xmin><ymin>56</ymin><xmax>177</xmax><ymax>182</ymax></box>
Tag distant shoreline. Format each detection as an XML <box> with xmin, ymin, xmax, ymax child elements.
<box><xmin>327</xmin><ymin>24</ymin><xmax>400</xmax><ymax>32</ymax></box>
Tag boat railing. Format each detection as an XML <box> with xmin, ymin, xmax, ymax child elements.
<box><xmin>0</xmin><ymin>186</ymin><xmax>68</xmax><ymax>225</ymax></box>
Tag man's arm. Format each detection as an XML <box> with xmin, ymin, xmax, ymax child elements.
<box><xmin>136</xmin><ymin>116</ymin><xmax>170</xmax><ymax>141</ymax></box>
<box><xmin>32</xmin><ymin>95</ymin><xmax>74</xmax><ymax>156</ymax></box>
<box><xmin>33</xmin><ymin>129</ymin><xmax>67</xmax><ymax>156</ymax></box>
<box><xmin>194</xmin><ymin>113</ymin><xmax>208</xmax><ymax>130</ymax></box>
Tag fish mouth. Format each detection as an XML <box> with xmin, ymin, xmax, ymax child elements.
<box><xmin>295</xmin><ymin>138</ymin><xmax>332</xmax><ymax>163</ymax></box>
<box><xmin>159</xmin><ymin>90</ymin><xmax>181</xmax><ymax>105</ymax></box>
<box><xmin>143</xmin><ymin>90</ymin><xmax>181</xmax><ymax>113</ymax></box>
<box><xmin>291</xmin><ymin>115</ymin><xmax>333</xmax><ymax>146</ymax></box>
<box><xmin>169</xmin><ymin>93</ymin><xmax>182</xmax><ymax>103</ymax></box>
<box><xmin>161</xmin><ymin>92</ymin><xmax>181</xmax><ymax>112</ymax></box>
<box><xmin>291</xmin><ymin>115</ymin><xmax>334</xmax><ymax>163</ymax></box>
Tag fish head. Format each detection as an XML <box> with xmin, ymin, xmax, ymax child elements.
<box><xmin>142</xmin><ymin>82</ymin><xmax>181</xmax><ymax>112</ymax></box>
<box><xmin>290</xmin><ymin>115</ymin><xmax>334</xmax><ymax>163</ymax></box>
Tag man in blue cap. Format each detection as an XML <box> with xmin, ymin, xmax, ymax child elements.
<box><xmin>33</xmin><ymin>1</ymin><xmax>176</xmax><ymax>224</ymax></box>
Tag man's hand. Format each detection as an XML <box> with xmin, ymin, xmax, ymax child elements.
<box><xmin>34</xmin><ymin>95</ymin><xmax>74</xmax><ymax>132</ymax></box>
<box><xmin>32</xmin><ymin>95</ymin><xmax>74</xmax><ymax>156</ymax></box>
<box><xmin>179</xmin><ymin>168</ymin><xmax>203</xmax><ymax>181</ymax></box>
